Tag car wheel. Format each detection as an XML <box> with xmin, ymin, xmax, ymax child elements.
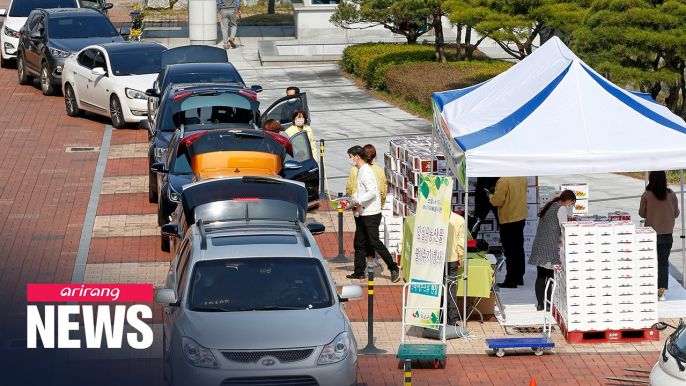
<box><xmin>149</xmin><ymin>173</ymin><xmax>158</xmax><ymax>203</ymax></box>
<box><xmin>64</xmin><ymin>84</ymin><xmax>84</xmax><ymax>117</ymax></box>
<box><xmin>109</xmin><ymin>95</ymin><xmax>126</xmax><ymax>129</ymax></box>
<box><xmin>17</xmin><ymin>54</ymin><xmax>33</xmax><ymax>85</ymax></box>
<box><xmin>0</xmin><ymin>56</ymin><xmax>9</xmax><ymax>68</ymax></box>
<box><xmin>161</xmin><ymin>233</ymin><xmax>170</xmax><ymax>252</ymax></box>
<box><xmin>40</xmin><ymin>63</ymin><xmax>55</xmax><ymax>96</ymax></box>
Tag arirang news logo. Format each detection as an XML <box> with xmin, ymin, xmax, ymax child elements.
<box><xmin>26</xmin><ymin>284</ymin><xmax>154</xmax><ymax>349</ymax></box>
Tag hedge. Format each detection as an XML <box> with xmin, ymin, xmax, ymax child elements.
<box><xmin>384</xmin><ymin>60</ymin><xmax>514</xmax><ymax>110</ymax></box>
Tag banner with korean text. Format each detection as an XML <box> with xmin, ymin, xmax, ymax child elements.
<box><xmin>405</xmin><ymin>174</ymin><xmax>453</xmax><ymax>327</ymax></box>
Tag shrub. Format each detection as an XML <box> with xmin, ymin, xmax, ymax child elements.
<box><xmin>384</xmin><ymin>60</ymin><xmax>514</xmax><ymax>109</ymax></box>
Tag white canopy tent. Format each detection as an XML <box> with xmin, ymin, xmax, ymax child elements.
<box><xmin>430</xmin><ymin>36</ymin><xmax>686</xmax><ymax>329</ymax></box>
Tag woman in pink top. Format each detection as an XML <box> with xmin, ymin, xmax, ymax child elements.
<box><xmin>639</xmin><ymin>171</ymin><xmax>680</xmax><ymax>301</ymax></box>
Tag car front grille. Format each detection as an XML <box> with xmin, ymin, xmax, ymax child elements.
<box><xmin>221</xmin><ymin>376</ymin><xmax>319</xmax><ymax>385</ymax></box>
<box><xmin>221</xmin><ymin>348</ymin><xmax>314</xmax><ymax>364</ymax></box>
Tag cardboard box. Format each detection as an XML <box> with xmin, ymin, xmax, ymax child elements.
<box><xmin>573</xmin><ymin>199</ymin><xmax>589</xmax><ymax>215</ymax></box>
<box><xmin>482</xmin><ymin>231</ymin><xmax>502</xmax><ymax>247</ymax></box>
<box><xmin>523</xmin><ymin>219</ymin><xmax>537</xmax><ymax>236</ymax></box>
<box><xmin>608</xmin><ymin>211</ymin><xmax>631</xmax><ymax>221</ymax></box>
<box><xmin>526</xmin><ymin>186</ymin><xmax>538</xmax><ymax>204</ymax></box>
<box><xmin>559</xmin><ymin>183</ymin><xmax>589</xmax><ymax>199</ymax></box>
<box><xmin>527</xmin><ymin>203</ymin><xmax>539</xmax><ymax>219</ymax></box>
<box><xmin>526</xmin><ymin>176</ymin><xmax>538</xmax><ymax>186</ymax></box>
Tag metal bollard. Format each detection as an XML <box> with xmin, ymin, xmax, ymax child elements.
<box><xmin>319</xmin><ymin>139</ymin><xmax>326</xmax><ymax>199</ymax></box>
<box><xmin>358</xmin><ymin>269</ymin><xmax>386</xmax><ymax>355</ymax></box>
<box><xmin>330</xmin><ymin>193</ymin><xmax>353</xmax><ymax>263</ymax></box>
<box><xmin>404</xmin><ymin>359</ymin><xmax>412</xmax><ymax>386</ymax></box>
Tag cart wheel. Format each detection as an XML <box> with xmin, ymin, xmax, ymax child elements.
<box><xmin>494</xmin><ymin>348</ymin><xmax>505</xmax><ymax>358</ymax></box>
<box><xmin>533</xmin><ymin>347</ymin><xmax>543</xmax><ymax>356</ymax></box>
<box><xmin>434</xmin><ymin>359</ymin><xmax>439</xmax><ymax>369</ymax></box>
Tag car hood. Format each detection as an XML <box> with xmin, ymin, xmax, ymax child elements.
<box><xmin>180</xmin><ymin>307</ymin><xmax>346</xmax><ymax>350</ymax></box>
<box><xmin>4</xmin><ymin>17</ymin><xmax>27</xmax><ymax>31</ymax></box>
<box><xmin>51</xmin><ymin>37</ymin><xmax>123</xmax><ymax>53</ymax></box>
<box><xmin>112</xmin><ymin>73</ymin><xmax>158</xmax><ymax>92</ymax></box>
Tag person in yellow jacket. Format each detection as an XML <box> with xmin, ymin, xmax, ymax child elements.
<box><xmin>486</xmin><ymin>176</ymin><xmax>528</xmax><ymax>288</ymax></box>
<box><xmin>284</xmin><ymin>108</ymin><xmax>317</xmax><ymax>162</ymax></box>
<box><xmin>346</xmin><ymin>144</ymin><xmax>387</xmax><ymax>269</ymax></box>
<box><xmin>445</xmin><ymin>211</ymin><xmax>465</xmax><ymax>328</ymax></box>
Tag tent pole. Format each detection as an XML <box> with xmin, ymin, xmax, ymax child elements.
<box><xmin>681</xmin><ymin>169</ymin><xmax>685</xmax><ymax>289</ymax></box>
<box><xmin>430</xmin><ymin>132</ymin><xmax>435</xmax><ymax>175</ymax></box>
<box><xmin>463</xmin><ymin>190</ymin><xmax>468</xmax><ymax>331</ymax></box>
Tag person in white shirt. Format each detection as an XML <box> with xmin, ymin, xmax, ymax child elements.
<box><xmin>345</xmin><ymin>146</ymin><xmax>400</xmax><ymax>282</ymax></box>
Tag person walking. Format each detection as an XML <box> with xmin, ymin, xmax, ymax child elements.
<box><xmin>639</xmin><ymin>171</ymin><xmax>680</xmax><ymax>301</ymax></box>
<box><xmin>217</xmin><ymin>0</ymin><xmax>241</xmax><ymax>49</ymax></box>
<box><xmin>485</xmin><ymin>176</ymin><xmax>528</xmax><ymax>288</ymax></box>
<box><xmin>528</xmin><ymin>190</ymin><xmax>576</xmax><ymax>311</ymax></box>
<box><xmin>345</xmin><ymin>145</ymin><xmax>400</xmax><ymax>282</ymax></box>
<box><xmin>285</xmin><ymin>108</ymin><xmax>317</xmax><ymax>161</ymax></box>
<box><xmin>345</xmin><ymin>144</ymin><xmax>387</xmax><ymax>270</ymax></box>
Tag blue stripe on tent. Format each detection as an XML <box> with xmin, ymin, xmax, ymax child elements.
<box><xmin>628</xmin><ymin>90</ymin><xmax>659</xmax><ymax>105</ymax></box>
<box><xmin>453</xmin><ymin>63</ymin><xmax>573</xmax><ymax>151</ymax></box>
<box><xmin>433</xmin><ymin>82</ymin><xmax>487</xmax><ymax>113</ymax></box>
<box><xmin>582</xmin><ymin>65</ymin><xmax>686</xmax><ymax>135</ymax></box>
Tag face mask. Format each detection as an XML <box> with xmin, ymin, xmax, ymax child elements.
<box><xmin>295</xmin><ymin>118</ymin><xmax>305</xmax><ymax>126</ymax></box>
<box><xmin>348</xmin><ymin>157</ymin><xmax>356</xmax><ymax>167</ymax></box>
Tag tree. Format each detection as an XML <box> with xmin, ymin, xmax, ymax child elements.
<box><xmin>575</xmin><ymin>0</ymin><xmax>686</xmax><ymax>115</ymax></box>
<box><xmin>268</xmin><ymin>0</ymin><xmax>275</xmax><ymax>14</ymax></box>
<box><xmin>330</xmin><ymin>0</ymin><xmax>434</xmax><ymax>45</ymax></box>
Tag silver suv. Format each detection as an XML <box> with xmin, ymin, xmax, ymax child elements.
<box><xmin>155</xmin><ymin>178</ymin><xmax>362</xmax><ymax>386</ymax></box>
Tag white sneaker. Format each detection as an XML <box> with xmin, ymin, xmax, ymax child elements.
<box><xmin>658</xmin><ymin>288</ymin><xmax>666</xmax><ymax>302</ymax></box>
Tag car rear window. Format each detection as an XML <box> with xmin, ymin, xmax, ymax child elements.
<box><xmin>187</xmin><ymin>258</ymin><xmax>334</xmax><ymax>311</ymax></box>
<box><xmin>211</xmin><ymin>235</ymin><xmax>298</xmax><ymax>246</ymax></box>
<box><xmin>166</xmin><ymin>72</ymin><xmax>242</xmax><ymax>90</ymax></box>
<box><xmin>48</xmin><ymin>16</ymin><xmax>118</xmax><ymax>39</ymax></box>
<box><xmin>109</xmin><ymin>47</ymin><xmax>166</xmax><ymax>75</ymax></box>
<box><xmin>10</xmin><ymin>0</ymin><xmax>77</xmax><ymax>17</ymax></box>
<box><xmin>160</xmin><ymin>92</ymin><xmax>258</xmax><ymax>132</ymax></box>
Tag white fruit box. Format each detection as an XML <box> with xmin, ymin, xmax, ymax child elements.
<box><xmin>559</xmin><ymin>183</ymin><xmax>589</xmax><ymax>199</ymax></box>
<box><xmin>526</xmin><ymin>186</ymin><xmax>538</xmax><ymax>204</ymax></box>
<box><xmin>573</xmin><ymin>199</ymin><xmax>589</xmax><ymax>215</ymax></box>
<box><xmin>523</xmin><ymin>220</ymin><xmax>537</xmax><ymax>236</ymax></box>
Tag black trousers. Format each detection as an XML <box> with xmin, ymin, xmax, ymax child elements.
<box><xmin>354</xmin><ymin>213</ymin><xmax>398</xmax><ymax>275</ymax></box>
<box><xmin>445</xmin><ymin>261</ymin><xmax>461</xmax><ymax>325</ymax></box>
<box><xmin>535</xmin><ymin>266</ymin><xmax>554</xmax><ymax>307</ymax></box>
<box><xmin>354</xmin><ymin>216</ymin><xmax>376</xmax><ymax>258</ymax></box>
<box><xmin>500</xmin><ymin>219</ymin><xmax>526</xmax><ymax>284</ymax></box>
<box><xmin>657</xmin><ymin>234</ymin><xmax>673</xmax><ymax>289</ymax></box>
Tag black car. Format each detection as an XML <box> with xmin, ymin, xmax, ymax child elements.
<box><xmin>16</xmin><ymin>8</ymin><xmax>125</xmax><ymax>95</ymax></box>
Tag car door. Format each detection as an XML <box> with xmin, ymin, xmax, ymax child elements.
<box><xmin>88</xmin><ymin>49</ymin><xmax>110</xmax><ymax>111</ymax></box>
<box><xmin>147</xmin><ymin>68</ymin><xmax>166</xmax><ymax>126</ymax></box>
<box><xmin>282</xmin><ymin>130</ymin><xmax>319</xmax><ymax>207</ymax></box>
<box><xmin>72</xmin><ymin>49</ymin><xmax>96</xmax><ymax>110</ymax></box>
<box><xmin>259</xmin><ymin>92</ymin><xmax>309</xmax><ymax>127</ymax></box>
<box><xmin>25</xmin><ymin>13</ymin><xmax>45</xmax><ymax>74</ymax></box>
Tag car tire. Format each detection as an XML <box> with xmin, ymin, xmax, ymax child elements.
<box><xmin>17</xmin><ymin>54</ymin><xmax>33</xmax><ymax>86</ymax></box>
<box><xmin>40</xmin><ymin>62</ymin><xmax>55</xmax><ymax>96</ymax></box>
<box><xmin>161</xmin><ymin>233</ymin><xmax>170</xmax><ymax>252</ymax></box>
<box><xmin>64</xmin><ymin>84</ymin><xmax>84</xmax><ymax>117</ymax></box>
<box><xmin>0</xmin><ymin>57</ymin><xmax>10</xmax><ymax>69</ymax></box>
<box><xmin>149</xmin><ymin>173</ymin><xmax>158</xmax><ymax>203</ymax></box>
<box><xmin>109</xmin><ymin>95</ymin><xmax>126</xmax><ymax>129</ymax></box>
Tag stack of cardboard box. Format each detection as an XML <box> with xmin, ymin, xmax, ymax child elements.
<box><xmin>556</xmin><ymin>222</ymin><xmax>657</xmax><ymax>332</ymax></box>
<box><xmin>379</xmin><ymin>196</ymin><xmax>402</xmax><ymax>255</ymax></box>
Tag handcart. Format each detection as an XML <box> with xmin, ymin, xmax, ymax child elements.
<box><xmin>397</xmin><ymin>282</ymin><xmax>447</xmax><ymax>369</ymax></box>
<box><xmin>486</xmin><ymin>278</ymin><xmax>557</xmax><ymax>357</ymax></box>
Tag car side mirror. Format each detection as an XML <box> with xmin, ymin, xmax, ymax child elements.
<box><xmin>151</xmin><ymin>162</ymin><xmax>168</xmax><ymax>174</ymax></box>
<box><xmin>339</xmin><ymin>285</ymin><xmax>363</xmax><ymax>302</ymax></box>
<box><xmin>283</xmin><ymin>160</ymin><xmax>302</xmax><ymax>170</ymax></box>
<box><xmin>161</xmin><ymin>223</ymin><xmax>179</xmax><ymax>237</ymax></box>
<box><xmin>652</xmin><ymin>322</ymin><xmax>671</xmax><ymax>331</ymax></box>
<box><xmin>104</xmin><ymin>3</ymin><xmax>114</xmax><ymax>9</ymax></box>
<box><xmin>91</xmin><ymin>67</ymin><xmax>106</xmax><ymax>76</ymax></box>
<box><xmin>119</xmin><ymin>27</ymin><xmax>131</xmax><ymax>37</ymax></box>
<box><xmin>29</xmin><ymin>30</ymin><xmax>42</xmax><ymax>39</ymax></box>
<box><xmin>251</xmin><ymin>85</ymin><xmax>263</xmax><ymax>93</ymax></box>
<box><xmin>145</xmin><ymin>88</ymin><xmax>157</xmax><ymax>97</ymax></box>
<box><xmin>155</xmin><ymin>288</ymin><xmax>178</xmax><ymax>305</ymax></box>
<box><xmin>306</xmin><ymin>222</ymin><xmax>325</xmax><ymax>235</ymax></box>
<box><xmin>138</xmin><ymin>119</ymin><xmax>151</xmax><ymax>131</ymax></box>
<box><xmin>0</xmin><ymin>9</ymin><xmax>6</xmax><ymax>17</ymax></box>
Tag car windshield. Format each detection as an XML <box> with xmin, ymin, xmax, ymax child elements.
<box><xmin>671</xmin><ymin>322</ymin><xmax>686</xmax><ymax>360</ymax></box>
<box><xmin>187</xmin><ymin>258</ymin><xmax>334</xmax><ymax>312</ymax></box>
<box><xmin>109</xmin><ymin>49</ymin><xmax>165</xmax><ymax>75</ymax></box>
<box><xmin>48</xmin><ymin>16</ymin><xmax>118</xmax><ymax>39</ymax></box>
<box><xmin>166</xmin><ymin>72</ymin><xmax>242</xmax><ymax>89</ymax></box>
<box><xmin>9</xmin><ymin>0</ymin><xmax>77</xmax><ymax>17</ymax></box>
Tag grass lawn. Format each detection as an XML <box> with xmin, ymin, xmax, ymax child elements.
<box><xmin>618</xmin><ymin>171</ymin><xmax>684</xmax><ymax>185</ymax></box>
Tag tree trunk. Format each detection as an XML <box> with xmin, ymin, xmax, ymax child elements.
<box><xmin>666</xmin><ymin>84</ymin><xmax>680</xmax><ymax>113</ymax></box>
<box><xmin>455</xmin><ymin>23</ymin><xmax>462</xmax><ymax>61</ymax></box>
<box><xmin>406</xmin><ymin>32</ymin><xmax>418</xmax><ymax>45</ymax></box>
<box><xmin>464</xmin><ymin>25</ymin><xmax>472</xmax><ymax>60</ymax></box>
<box><xmin>434</xmin><ymin>14</ymin><xmax>446</xmax><ymax>63</ymax></box>
<box><xmin>679</xmin><ymin>61</ymin><xmax>686</xmax><ymax>117</ymax></box>
<box><xmin>268</xmin><ymin>0</ymin><xmax>275</xmax><ymax>14</ymax></box>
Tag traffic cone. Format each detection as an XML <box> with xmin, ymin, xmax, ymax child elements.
<box><xmin>529</xmin><ymin>379</ymin><xmax>537</xmax><ymax>386</ymax></box>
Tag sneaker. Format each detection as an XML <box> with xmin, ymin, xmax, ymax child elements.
<box><xmin>658</xmin><ymin>288</ymin><xmax>666</xmax><ymax>302</ymax></box>
<box><xmin>229</xmin><ymin>38</ymin><xmax>237</xmax><ymax>48</ymax></box>
<box><xmin>346</xmin><ymin>273</ymin><xmax>365</xmax><ymax>280</ymax></box>
<box><xmin>223</xmin><ymin>45</ymin><xmax>230</xmax><ymax>50</ymax></box>
<box><xmin>391</xmin><ymin>268</ymin><xmax>400</xmax><ymax>283</ymax></box>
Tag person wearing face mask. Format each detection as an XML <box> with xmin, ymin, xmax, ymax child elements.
<box><xmin>280</xmin><ymin>86</ymin><xmax>302</xmax><ymax>124</ymax></box>
<box><xmin>528</xmin><ymin>189</ymin><xmax>576</xmax><ymax>311</ymax></box>
<box><xmin>345</xmin><ymin>145</ymin><xmax>400</xmax><ymax>282</ymax></box>
<box><xmin>285</xmin><ymin>108</ymin><xmax>317</xmax><ymax>161</ymax></box>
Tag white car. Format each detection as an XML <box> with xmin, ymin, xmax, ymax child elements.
<box><xmin>61</xmin><ymin>41</ymin><xmax>166</xmax><ymax>128</ymax></box>
<box><xmin>0</xmin><ymin>0</ymin><xmax>108</xmax><ymax>68</ymax></box>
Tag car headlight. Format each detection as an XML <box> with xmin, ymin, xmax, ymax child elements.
<box><xmin>125</xmin><ymin>88</ymin><xmax>147</xmax><ymax>100</ymax></box>
<box><xmin>168</xmin><ymin>186</ymin><xmax>180</xmax><ymax>203</ymax></box>
<box><xmin>317</xmin><ymin>332</ymin><xmax>350</xmax><ymax>365</ymax></box>
<box><xmin>3</xmin><ymin>26</ymin><xmax>19</xmax><ymax>38</ymax></box>
<box><xmin>181</xmin><ymin>337</ymin><xmax>219</xmax><ymax>368</ymax></box>
<box><xmin>154</xmin><ymin>147</ymin><xmax>167</xmax><ymax>162</ymax></box>
<box><xmin>49</xmin><ymin>48</ymin><xmax>71</xmax><ymax>59</ymax></box>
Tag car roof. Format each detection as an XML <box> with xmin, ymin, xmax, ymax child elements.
<box><xmin>166</xmin><ymin>62</ymin><xmax>238</xmax><ymax>74</ymax></box>
<box><xmin>100</xmin><ymin>41</ymin><xmax>166</xmax><ymax>54</ymax></box>
<box><xmin>40</xmin><ymin>8</ymin><xmax>101</xmax><ymax>16</ymax></box>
